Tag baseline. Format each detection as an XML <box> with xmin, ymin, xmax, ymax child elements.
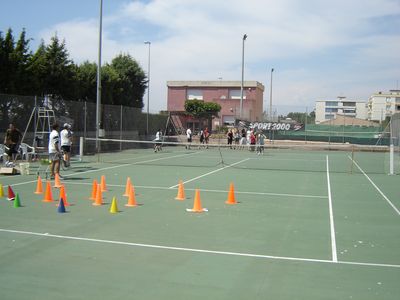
<box><xmin>1</xmin><ymin>228</ymin><xmax>399</xmax><ymax>269</ymax></box>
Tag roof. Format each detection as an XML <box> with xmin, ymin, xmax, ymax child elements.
<box><xmin>167</xmin><ymin>80</ymin><xmax>265</xmax><ymax>91</ymax></box>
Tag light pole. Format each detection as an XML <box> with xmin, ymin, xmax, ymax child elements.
<box><xmin>269</xmin><ymin>68</ymin><xmax>274</xmax><ymax>121</ymax></box>
<box><xmin>144</xmin><ymin>41</ymin><xmax>151</xmax><ymax>135</ymax></box>
<box><xmin>240</xmin><ymin>34</ymin><xmax>247</xmax><ymax>119</ymax></box>
<box><xmin>96</xmin><ymin>0</ymin><xmax>103</xmax><ymax>152</ymax></box>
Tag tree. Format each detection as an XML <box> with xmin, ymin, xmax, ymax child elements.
<box><xmin>184</xmin><ymin>100</ymin><xmax>221</xmax><ymax>129</ymax></box>
<box><xmin>109</xmin><ymin>53</ymin><xmax>147</xmax><ymax>108</ymax></box>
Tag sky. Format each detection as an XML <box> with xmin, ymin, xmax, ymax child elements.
<box><xmin>1</xmin><ymin>0</ymin><xmax>400</xmax><ymax>115</ymax></box>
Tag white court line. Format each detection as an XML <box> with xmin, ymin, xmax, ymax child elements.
<box><xmin>326</xmin><ymin>155</ymin><xmax>338</xmax><ymax>263</ymax></box>
<box><xmin>0</xmin><ymin>228</ymin><xmax>399</xmax><ymax>269</ymax></box>
<box><xmin>169</xmin><ymin>158</ymin><xmax>250</xmax><ymax>188</ymax></box>
<box><xmin>65</xmin><ymin>181</ymin><xmax>327</xmax><ymax>199</ymax></box>
<box><xmin>6</xmin><ymin>152</ymin><xmax>199</xmax><ymax>187</ymax></box>
<box><xmin>348</xmin><ymin>156</ymin><xmax>400</xmax><ymax>216</ymax></box>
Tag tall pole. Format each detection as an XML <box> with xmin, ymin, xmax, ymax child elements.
<box><xmin>96</xmin><ymin>0</ymin><xmax>103</xmax><ymax>151</ymax></box>
<box><xmin>269</xmin><ymin>68</ymin><xmax>274</xmax><ymax>121</ymax></box>
<box><xmin>144</xmin><ymin>41</ymin><xmax>151</xmax><ymax>135</ymax></box>
<box><xmin>240</xmin><ymin>34</ymin><xmax>247</xmax><ymax>119</ymax></box>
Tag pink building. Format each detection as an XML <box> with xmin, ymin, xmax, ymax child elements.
<box><xmin>167</xmin><ymin>80</ymin><xmax>265</xmax><ymax>131</ymax></box>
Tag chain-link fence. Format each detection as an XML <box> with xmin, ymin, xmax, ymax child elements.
<box><xmin>0</xmin><ymin>93</ymin><xmax>168</xmax><ymax>154</ymax></box>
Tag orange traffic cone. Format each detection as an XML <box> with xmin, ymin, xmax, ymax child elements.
<box><xmin>53</xmin><ymin>173</ymin><xmax>62</xmax><ymax>188</ymax></box>
<box><xmin>186</xmin><ymin>189</ymin><xmax>208</xmax><ymax>213</ymax></box>
<box><xmin>59</xmin><ymin>185</ymin><xmax>70</xmax><ymax>206</ymax></box>
<box><xmin>123</xmin><ymin>177</ymin><xmax>132</xmax><ymax>197</ymax></box>
<box><xmin>175</xmin><ymin>180</ymin><xmax>186</xmax><ymax>200</ymax></box>
<box><xmin>34</xmin><ymin>176</ymin><xmax>43</xmax><ymax>194</ymax></box>
<box><xmin>225</xmin><ymin>182</ymin><xmax>237</xmax><ymax>205</ymax></box>
<box><xmin>89</xmin><ymin>179</ymin><xmax>98</xmax><ymax>200</ymax></box>
<box><xmin>125</xmin><ymin>186</ymin><xmax>137</xmax><ymax>207</ymax></box>
<box><xmin>42</xmin><ymin>181</ymin><xmax>54</xmax><ymax>202</ymax></box>
<box><xmin>100</xmin><ymin>175</ymin><xmax>107</xmax><ymax>192</ymax></box>
<box><xmin>93</xmin><ymin>184</ymin><xmax>103</xmax><ymax>206</ymax></box>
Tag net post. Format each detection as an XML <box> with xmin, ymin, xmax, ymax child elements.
<box><xmin>79</xmin><ymin>136</ymin><xmax>84</xmax><ymax>162</ymax></box>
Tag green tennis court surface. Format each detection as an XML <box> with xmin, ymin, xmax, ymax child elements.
<box><xmin>1</xmin><ymin>147</ymin><xmax>399</xmax><ymax>299</ymax></box>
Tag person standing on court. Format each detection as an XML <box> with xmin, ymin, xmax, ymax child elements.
<box><xmin>154</xmin><ymin>129</ymin><xmax>162</xmax><ymax>152</ymax></box>
<box><xmin>60</xmin><ymin>123</ymin><xmax>73</xmax><ymax>167</ymax></box>
<box><xmin>48</xmin><ymin>123</ymin><xmax>62</xmax><ymax>179</ymax></box>
<box><xmin>227</xmin><ymin>129</ymin><xmax>233</xmax><ymax>149</ymax></box>
<box><xmin>186</xmin><ymin>127</ymin><xmax>192</xmax><ymax>149</ymax></box>
<box><xmin>4</xmin><ymin>122</ymin><xmax>22</xmax><ymax>162</ymax></box>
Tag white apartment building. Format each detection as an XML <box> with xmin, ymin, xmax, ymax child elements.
<box><xmin>367</xmin><ymin>90</ymin><xmax>400</xmax><ymax>122</ymax></box>
<box><xmin>315</xmin><ymin>97</ymin><xmax>367</xmax><ymax>124</ymax></box>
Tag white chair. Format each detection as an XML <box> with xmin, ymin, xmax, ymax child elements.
<box><xmin>0</xmin><ymin>144</ymin><xmax>8</xmax><ymax>162</ymax></box>
<box><xmin>19</xmin><ymin>143</ymin><xmax>37</xmax><ymax>161</ymax></box>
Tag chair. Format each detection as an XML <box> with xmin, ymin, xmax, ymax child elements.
<box><xmin>18</xmin><ymin>143</ymin><xmax>37</xmax><ymax>161</ymax></box>
<box><xmin>0</xmin><ymin>144</ymin><xmax>7</xmax><ymax>162</ymax></box>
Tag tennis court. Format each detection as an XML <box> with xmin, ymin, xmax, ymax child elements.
<box><xmin>0</xmin><ymin>143</ymin><xmax>399</xmax><ymax>299</ymax></box>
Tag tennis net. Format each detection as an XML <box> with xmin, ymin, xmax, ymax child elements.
<box><xmin>82</xmin><ymin>137</ymin><xmax>398</xmax><ymax>174</ymax></box>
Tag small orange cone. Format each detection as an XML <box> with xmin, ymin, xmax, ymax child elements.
<box><xmin>186</xmin><ymin>189</ymin><xmax>208</xmax><ymax>213</ymax></box>
<box><xmin>59</xmin><ymin>185</ymin><xmax>70</xmax><ymax>206</ymax></box>
<box><xmin>100</xmin><ymin>175</ymin><xmax>107</xmax><ymax>192</ymax></box>
<box><xmin>93</xmin><ymin>184</ymin><xmax>103</xmax><ymax>206</ymax></box>
<box><xmin>53</xmin><ymin>173</ymin><xmax>62</xmax><ymax>188</ymax></box>
<box><xmin>225</xmin><ymin>182</ymin><xmax>237</xmax><ymax>205</ymax></box>
<box><xmin>123</xmin><ymin>177</ymin><xmax>132</xmax><ymax>197</ymax></box>
<box><xmin>42</xmin><ymin>181</ymin><xmax>54</xmax><ymax>202</ymax></box>
<box><xmin>175</xmin><ymin>180</ymin><xmax>186</xmax><ymax>200</ymax></box>
<box><xmin>34</xmin><ymin>176</ymin><xmax>43</xmax><ymax>194</ymax></box>
<box><xmin>125</xmin><ymin>186</ymin><xmax>137</xmax><ymax>207</ymax></box>
<box><xmin>89</xmin><ymin>179</ymin><xmax>98</xmax><ymax>200</ymax></box>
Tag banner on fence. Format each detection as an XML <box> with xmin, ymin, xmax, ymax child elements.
<box><xmin>235</xmin><ymin>120</ymin><xmax>305</xmax><ymax>131</ymax></box>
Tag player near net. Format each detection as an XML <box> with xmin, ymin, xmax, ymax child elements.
<box><xmin>48</xmin><ymin>123</ymin><xmax>63</xmax><ymax>179</ymax></box>
<box><xmin>154</xmin><ymin>129</ymin><xmax>162</xmax><ymax>152</ymax></box>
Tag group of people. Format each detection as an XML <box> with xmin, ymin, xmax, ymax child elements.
<box><xmin>185</xmin><ymin>127</ymin><xmax>210</xmax><ymax>149</ymax></box>
<box><xmin>49</xmin><ymin>123</ymin><xmax>73</xmax><ymax>179</ymax></box>
<box><xmin>227</xmin><ymin>128</ymin><xmax>266</xmax><ymax>155</ymax></box>
<box><xmin>3</xmin><ymin>122</ymin><xmax>73</xmax><ymax>179</ymax></box>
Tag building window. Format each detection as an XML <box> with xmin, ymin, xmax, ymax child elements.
<box><xmin>325</xmin><ymin>114</ymin><xmax>334</xmax><ymax>120</ymax></box>
<box><xmin>326</xmin><ymin>101</ymin><xmax>338</xmax><ymax>106</ymax></box>
<box><xmin>229</xmin><ymin>89</ymin><xmax>246</xmax><ymax>100</ymax></box>
<box><xmin>187</xmin><ymin>89</ymin><xmax>203</xmax><ymax>100</ymax></box>
<box><xmin>325</xmin><ymin>108</ymin><xmax>338</xmax><ymax>112</ymax></box>
<box><xmin>342</xmin><ymin>102</ymin><xmax>356</xmax><ymax>107</ymax></box>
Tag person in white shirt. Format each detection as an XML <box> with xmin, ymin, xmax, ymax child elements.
<box><xmin>48</xmin><ymin>123</ymin><xmax>62</xmax><ymax>179</ymax></box>
<box><xmin>60</xmin><ymin>123</ymin><xmax>73</xmax><ymax>167</ymax></box>
<box><xmin>154</xmin><ymin>129</ymin><xmax>162</xmax><ymax>152</ymax></box>
<box><xmin>186</xmin><ymin>128</ymin><xmax>192</xmax><ymax>149</ymax></box>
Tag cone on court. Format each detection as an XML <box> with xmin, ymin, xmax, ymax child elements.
<box><xmin>225</xmin><ymin>182</ymin><xmax>237</xmax><ymax>205</ymax></box>
<box><xmin>110</xmin><ymin>197</ymin><xmax>119</xmax><ymax>213</ymax></box>
<box><xmin>125</xmin><ymin>186</ymin><xmax>137</xmax><ymax>207</ymax></box>
<box><xmin>58</xmin><ymin>197</ymin><xmax>66</xmax><ymax>213</ymax></box>
<box><xmin>42</xmin><ymin>181</ymin><xmax>54</xmax><ymax>202</ymax></box>
<box><xmin>175</xmin><ymin>180</ymin><xmax>186</xmax><ymax>201</ymax></box>
<box><xmin>53</xmin><ymin>173</ymin><xmax>62</xmax><ymax>188</ymax></box>
<box><xmin>14</xmin><ymin>193</ymin><xmax>22</xmax><ymax>208</ymax></box>
<box><xmin>89</xmin><ymin>179</ymin><xmax>98</xmax><ymax>200</ymax></box>
<box><xmin>100</xmin><ymin>175</ymin><xmax>107</xmax><ymax>192</ymax></box>
<box><xmin>0</xmin><ymin>183</ymin><xmax>4</xmax><ymax>197</ymax></box>
<box><xmin>92</xmin><ymin>184</ymin><xmax>103</xmax><ymax>206</ymax></box>
<box><xmin>59</xmin><ymin>185</ymin><xmax>70</xmax><ymax>206</ymax></box>
<box><xmin>7</xmin><ymin>186</ymin><xmax>15</xmax><ymax>201</ymax></box>
<box><xmin>34</xmin><ymin>176</ymin><xmax>43</xmax><ymax>194</ymax></box>
<box><xmin>186</xmin><ymin>189</ymin><xmax>208</xmax><ymax>213</ymax></box>
<box><xmin>123</xmin><ymin>177</ymin><xmax>132</xmax><ymax>197</ymax></box>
